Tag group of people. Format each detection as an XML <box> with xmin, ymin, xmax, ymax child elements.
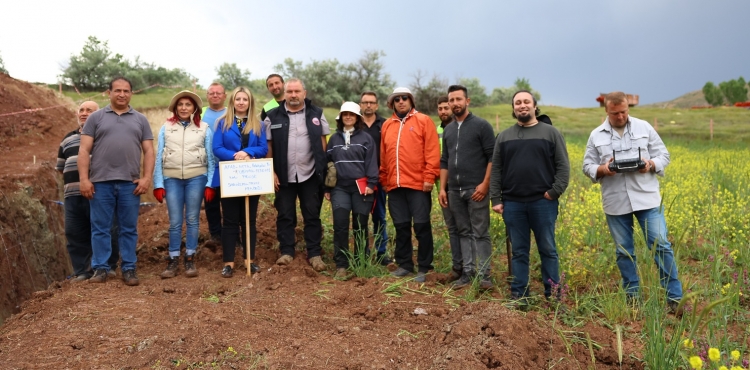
<box><xmin>57</xmin><ymin>75</ymin><xmax>683</xmax><ymax>314</ymax></box>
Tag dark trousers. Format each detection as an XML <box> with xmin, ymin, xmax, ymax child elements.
<box><xmin>64</xmin><ymin>195</ymin><xmax>119</xmax><ymax>277</ymax></box>
<box><xmin>274</xmin><ymin>176</ymin><xmax>323</xmax><ymax>258</ymax></box>
<box><xmin>220</xmin><ymin>195</ymin><xmax>259</xmax><ymax>262</ymax></box>
<box><xmin>205</xmin><ymin>186</ymin><xmax>222</xmax><ymax>237</ymax></box>
<box><xmin>387</xmin><ymin>187</ymin><xmax>434</xmax><ymax>273</ymax></box>
<box><xmin>331</xmin><ymin>185</ymin><xmax>373</xmax><ymax>268</ymax></box>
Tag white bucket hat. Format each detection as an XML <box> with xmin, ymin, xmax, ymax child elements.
<box><xmin>386</xmin><ymin>87</ymin><xmax>415</xmax><ymax>109</ymax></box>
<box><xmin>335</xmin><ymin>101</ymin><xmax>362</xmax><ymax>119</ymax></box>
<box><xmin>168</xmin><ymin>90</ymin><xmax>203</xmax><ymax>112</ymax></box>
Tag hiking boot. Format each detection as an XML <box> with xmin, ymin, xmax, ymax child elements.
<box><xmin>160</xmin><ymin>256</ymin><xmax>179</xmax><ymax>279</ymax></box>
<box><xmin>276</xmin><ymin>254</ymin><xmax>294</xmax><ymax>266</ymax></box>
<box><xmin>334</xmin><ymin>268</ymin><xmax>349</xmax><ymax>280</ymax></box>
<box><xmin>479</xmin><ymin>278</ymin><xmax>495</xmax><ymax>290</ymax></box>
<box><xmin>376</xmin><ymin>253</ymin><xmax>393</xmax><ymax>266</ymax></box>
<box><xmin>184</xmin><ymin>255</ymin><xmax>198</xmax><ymax>278</ymax></box>
<box><xmin>249</xmin><ymin>262</ymin><xmax>260</xmax><ymax>274</ymax></box>
<box><xmin>107</xmin><ymin>270</ymin><xmax>117</xmax><ymax>278</ymax></box>
<box><xmin>122</xmin><ymin>269</ymin><xmax>139</xmax><ymax>286</ymax></box>
<box><xmin>667</xmin><ymin>300</ymin><xmax>684</xmax><ymax>317</ymax></box>
<box><xmin>390</xmin><ymin>267</ymin><xmax>414</xmax><ymax>278</ymax></box>
<box><xmin>452</xmin><ymin>274</ymin><xmax>472</xmax><ymax>289</ymax></box>
<box><xmin>414</xmin><ymin>272</ymin><xmax>427</xmax><ymax>283</ymax></box>
<box><xmin>446</xmin><ymin>268</ymin><xmax>462</xmax><ymax>283</ymax></box>
<box><xmin>309</xmin><ymin>256</ymin><xmax>327</xmax><ymax>272</ymax></box>
<box><xmin>89</xmin><ymin>269</ymin><xmax>108</xmax><ymax>283</ymax></box>
<box><xmin>221</xmin><ymin>265</ymin><xmax>233</xmax><ymax>278</ymax></box>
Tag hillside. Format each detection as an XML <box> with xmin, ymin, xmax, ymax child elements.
<box><xmin>646</xmin><ymin>90</ymin><xmax>709</xmax><ymax>108</ymax></box>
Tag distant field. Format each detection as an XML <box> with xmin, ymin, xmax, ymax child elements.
<box><xmin>60</xmin><ymin>87</ymin><xmax>750</xmax><ymax>142</ymax></box>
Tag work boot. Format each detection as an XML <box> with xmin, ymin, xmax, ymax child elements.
<box><xmin>452</xmin><ymin>274</ymin><xmax>472</xmax><ymax>289</ymax></box>
<box><xmin>390</xmin><ymin>266</ymin><xmax>414</xmax><ymax>277</ymax></box>
<box><xmin>122</xmin><ymin>269</ymin><xmax>140</xmax><ymax>286</ymax></box>
<box><xmin>89</xmin><ymin>269</ymin><xmax>108</xmax><ymax>283</ymax></box>
<box><xmin>276</xmin><ymin>254</ymin><xmax>294</xmax><ymax>266</ymax></box>
<box><xmin>446</xmin><ymin>268</ymin><xmax>462</xmax><ymax>283</ymax></box>
<box><xmin>334</xmin><ymin>268</ymin><xmax>349</xmax><ymax>280</ymax></box>
<box><xmin>184</xmin><ymin>254</ymin><xmax>198</xmax><ymax>278</ymax></box>
<box><xmin>160</xmin><ymin>256</ymin><xmax>179</xmax><ymax>279</ymax></box>
<box><xmin>309</xmin><ymin>256</ymin><xmax>327</xmax><ymax>272</ymax></box>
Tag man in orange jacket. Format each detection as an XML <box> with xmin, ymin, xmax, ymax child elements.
<box><xmin>379</xmin><ymin>87</ymin><xmax>441</xmax><ymax>282</ymax></box>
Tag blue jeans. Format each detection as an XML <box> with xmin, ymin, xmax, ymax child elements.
<box><xmin>502</xmin><ymin>198</ymin><xmax>560</xmax><ymax>298</ymax></box>
<box><xmin>449</xmin><ymin>188</ymin><xmax>492</xmax><ymax>277</ymax></box>
<box><xmin>605</xmin><ymin>206</ymin><xmax>683</xmax><ymax>301</ymax></box>
<box><xmin>370</xmin><ymin>183</ymin><xmax>388</xmax><ymax>255</ymax></box>
<box><xmin>90</xmin><ymin>180</ymin><xmax>140</xmax><ymax>272</ymax></box>
<box><xmin>165</xmin><ymin>175</ymin><xmax>206</xmax><ymax>256</ymax></box>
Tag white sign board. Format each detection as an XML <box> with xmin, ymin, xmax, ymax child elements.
<box><xmin>219</xmin><ymin>159</ymin><xmax>275</xmax><ymax>197</ymax></box>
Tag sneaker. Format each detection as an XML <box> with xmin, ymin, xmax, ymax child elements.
<box><xmin>446</xmin><ymin>268</ymin><xmax>462</xmax><ymax>283</ymax></box>
<box><xmin>479</xmin><ymin>278</ymin><xmax>494</xmax><ymax>290</ymax></box>
<box><xmin>309</xmin><ymin>256</ymin><xmax>327</xmax><ymax>272</ymax></box>
<box><xmin>89</xmin><ymin>269</ymin><xmax>108</xmax><ymax>283</ymax></box>
<box><xmin>334</xmin><ymin>268</ymin><xmax>349</xmax><ymax>279</ymax></box>
<box><xmin>376</xmin><ymin>253</ymin><xmax>393</xmax><ymax>266</ymax></box>
<box><xmin>667</xmin><ymin>300</ymin><xmax>683</xmax><ymax>317</ymax></box>
<box><xmin>249</xmin><ymin>263</ymin><xmax>260</xmax><ymax>274</ymax></box>
<box><xmin>160</xmin><ymin>256</ymin><xmax>179</xmax><ymax>279</ymax></box>
<box><xmin>184</xmin><ymin>255</ymin><xmax>198</xmax><ymax>278</ymax></box>
<box><xmin>122</xmin><ymin>269</ymin><xmax>139</xmax><ymax>286</ymax></box>
<box><xmin>390</xmin><ymin>267</ymin><xmax>414</xmax><ymax>278</ymax></box>
<box><xmin>72</xmin><ymin>274</ymin><xmax>90</xmax><ymax>283</ymax></box>
<box><xmin>452</xmin><ymin>274</ymin><xmax>472</xmax><ymax>289</ymax></box>
<box><xmin>276</xmin><ymin>254</ymin><xmax>294</xmax><ymax>266</ymax></box>
<box><xmin>414</xmin><ymin>272</ymin><xmax>427</xmax><ymax>283</ymax></box>
<box><xmin>508</xmin><ymin>294</ymin><xmax>529</xmax><ymax>311</ymax></box>
<box><xmin>221</xmin><ymin>265</ymin><xmax>233</xmax><ymax>278</ymax></box>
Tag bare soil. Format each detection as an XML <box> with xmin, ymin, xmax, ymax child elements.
<box><xmin>0</xmin><ymin>74</ymin><xmax>645</xmax><ymax>369</ymax></box>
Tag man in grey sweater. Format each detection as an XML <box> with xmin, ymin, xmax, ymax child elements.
<box><xmin>490</xmin><ymin>90</ymin><xmax>569</xmax><ymax>305</ymax></box>
<box><xmin>438</xmin><ymin>85</ymin><xmax>496</xmax><ymax>289</ymax></box>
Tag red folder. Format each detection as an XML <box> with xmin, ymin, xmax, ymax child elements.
<box><xmin>355</xmin><ymin>177</ymin><xmax>368</xmax><ymax>195</ymax></box>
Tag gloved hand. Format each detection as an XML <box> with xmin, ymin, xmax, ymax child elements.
<box><xmin>153</xmin><ymin>188</ymin><xmax>165</xmax><ymax>203</ymax></box>
<box><xmin>205</xmin><ymin>187</ymin><xmax>215</xmax><ymax>203</ymax></box>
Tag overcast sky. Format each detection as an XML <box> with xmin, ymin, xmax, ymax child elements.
<box><xmin>1</xmin><ymin>0</ymin><xmax>747</xmax><ymax>107</ymax></box>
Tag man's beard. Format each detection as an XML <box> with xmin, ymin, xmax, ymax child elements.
<box><xmin>452</xmin><ymin>106</ymin><xmax>466</xmax><ymax>118</ymax></box>
<box><xmin>517</xmin><ymin>112</ymin><xmax>534</xmax><ymax>123</ymax></box>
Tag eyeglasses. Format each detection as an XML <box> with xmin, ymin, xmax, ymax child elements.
<box><xmin>392</xmin><ymin>95</ymin><xmax>409</xmax><ymax>103</ymax></box>
<box><xmin>360</xmin><ymin>101</ymin><xmax>378</xmax><ymax>105</ymax></box>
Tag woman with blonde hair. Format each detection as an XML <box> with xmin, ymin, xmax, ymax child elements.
<box><xmin>153</xmin><ymin>90</ymin><xmax>215</xmax><ymax>278</ymax></box>
<box><xmin>211</xmin><ymin>86</ymin><xmax>268</xmax><ymax>277</ymax></box>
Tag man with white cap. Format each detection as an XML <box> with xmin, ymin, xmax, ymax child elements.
<box><xmin>379</xmin><ymin>87</ymin><xmax>440</xmax><ymax>282</ymax></box>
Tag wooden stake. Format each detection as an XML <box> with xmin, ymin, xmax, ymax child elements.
<box><xmin>245</xmin><ymin>195</ymin><xmax>252</xmax><ymax>276</ymax></box>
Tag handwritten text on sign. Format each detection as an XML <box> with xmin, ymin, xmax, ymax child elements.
<box><xmin>219</xmin><ymin>159</ymin><xmax>275</xmax><ymax>197</ymax></box>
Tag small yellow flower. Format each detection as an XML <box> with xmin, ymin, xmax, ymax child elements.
<box><xmin>709</xmin><ymin>347</ymin><xmax>721</xmax><ymax>362</ymax></box>
<box><xmin>689</xmin><ymin>356</ymin><xmax>703</xmax><ymax>369</ymax></box>
<box><xmin>731</xmin><ymin>350</ymin><xmax>740</xmax><ymax>361</ymax></box>
<box><xmin>683</xmin><ymin>339</ymin><xmax>695</xmax><ymax>349</ymax></box>
<box><xmin>731</xmin><ymin>366</ymin><xmax>744</xmax><ymax>370</ymax></box>
<box><xmin>720</xmin><ymin>366</ymin><xmax>728</xmax><ymax>370</ymax></box>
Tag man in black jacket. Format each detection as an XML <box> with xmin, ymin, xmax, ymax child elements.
<box><xmin>264</xmin><ymin>78</ymin><xmax>330</xmax><ymax>272</ymax></box>
<box><xmin>438</xmin><ymin>85</ymin><xmax>496</xmax><ymax>289</ymax></box>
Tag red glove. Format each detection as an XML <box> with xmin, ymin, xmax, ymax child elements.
<box><xmin>153</xmin><ymin>188</ymin><xmax>165</xmax><ymax>203</ymax></box>
<box><xmin>205</xmin><ymin>188</ymin><xmax>215</xmax><ymax>203</ymax></box>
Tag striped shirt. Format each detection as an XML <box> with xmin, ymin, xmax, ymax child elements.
<box><xmin>55</xmin><ymin>129</ymin><xmax>84</xmax><ymax>198</ymax></box>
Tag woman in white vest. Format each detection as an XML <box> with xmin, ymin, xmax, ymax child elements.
<box><xmin>212</xmin><ymin>87</ymin><xmax>268</xmax><ymax>278</ymax></box>
<box><xmin>153</xmin><ymin>90</ymin><xmax>215</xmax><ymax>278</ymax></box>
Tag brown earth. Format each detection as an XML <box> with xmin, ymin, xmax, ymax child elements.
<box><xmin>0</xmin><ymin>74</ymin><xmax>645</xmax><ymax>369</ymax></box>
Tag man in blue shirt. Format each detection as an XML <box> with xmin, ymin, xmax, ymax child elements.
<box><xmin>201</xmin><ymin>82</ymin><xmax>227</xmax><ymax>241</ymax></box>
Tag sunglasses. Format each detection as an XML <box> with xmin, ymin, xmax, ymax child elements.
<box><xmin>393</xmin><ymin>95</ymin><xmax>410</xmax><ymax>103</ymax></box>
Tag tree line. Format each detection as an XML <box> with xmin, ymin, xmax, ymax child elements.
<box><xmin>702</xmin><ymin>77</ymin><xmax>749</xmax><ymax>106</ymax></box>
<box><xmin>58</xmin><ymin>36</ymin><xmax>540</xmax><ymax>113</ymax></box>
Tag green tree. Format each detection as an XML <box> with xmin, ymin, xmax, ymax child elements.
<box><xmin>718</xmin><ymin>77</ymin><xmax>748</xmax><ymax>105</ymax></box>
<box><xmin>0</xmin><ymin>51</ymin><xmax>8</xmax><ymax>74</ymax></box>
<box><xmin>409</xmin><ymin>70</ymin><xmax>448</xmax><ymax>114</ymax></box>
<box><xmin>489</xmin><ymin>87</ymin><xmax>515</xmax><ymax>105</ymax></box>
<box><xmin>61</xmin><ymin>36</ymin><xmax>129</xmax><ymax>91</ymax></box>
<box><xmin>457</xmin><ymin>77</ymin><xmax>489</xmax><ymax>106</ymax></box>
<box><xmin>513</xmin><ymin>77</ymin><xmax>542</xmax><ymax>101</ymax></box>
<box><xmin>702</xmin><ymin>81</ymin><xmax>725</xmax><ymax>106</ymax></box>
<box><xmin>215</xmin><ymin>63</ymin><xmax>252</xmax><ymax>91</ymax></box>
<box><xmin>343</xmin><ymin>50</ymin><xmax>395</xmax><ymax>104</ymax></box>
